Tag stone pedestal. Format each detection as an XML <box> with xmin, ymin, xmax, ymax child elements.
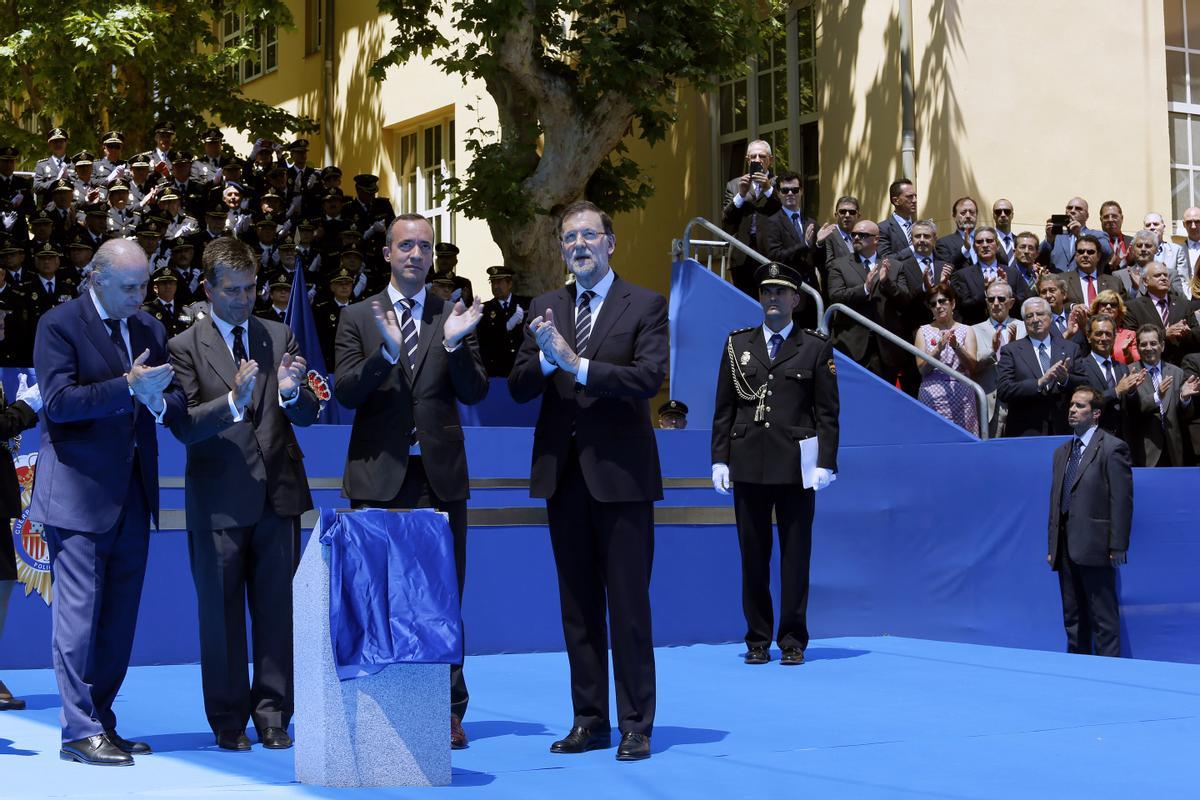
<box><xmin>293</xmin><ymin>535</ymin><xmax>450</xmax><ymax>787</ymax></box>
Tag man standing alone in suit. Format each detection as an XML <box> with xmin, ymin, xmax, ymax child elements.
<box><xmin>168</xmin><ymin>237</ymin><xmax>319</xmax><ymax>751</ymax></box>
<box><xmin>509</xmin><ymin>200</ymin><xmax>668</xmax><ymax>762</ymax></box>
<box><xmin>32</xmin><ymin>238</ymin><xmax>185</xmax><ymax>765</ymax></box>
<box><xmin>1047</xmin><ymin>386</ymin><xmax>1133</xmax><ymax>657</ymax></box>
<box><xmin>333</xmin><ymin>213</ymin><xmax>488</xmax><ymax>750</ymax></box>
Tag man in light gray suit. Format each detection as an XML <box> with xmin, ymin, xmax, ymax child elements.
<box><xmin>970</xmin><ymin>282</ymin><xmax>1025</xmax><ymax>437</ymax></box>
<box><xmin>168</xmin><ymin>236</ymin><xmax>320</xmax><ymax>752</ymax></box>
<box><xmin>1125</xmin><ymin>324</ymin><xmax>1199</xmax><ymax>467</ymax></box>
<box><xmin>1114</xmin><ymin>230</ymin><xmax>1184</xmax><ymax>298</ymax></box>
<box><xmin>1047</xmin><ymin>386</ymin><xmax>1133</xmax><ymax>657</ymax></box>
<box><xmin>1143</xmin><ymin>212</ymin><xmax>1189</xmax><ymax>298</ymax></box>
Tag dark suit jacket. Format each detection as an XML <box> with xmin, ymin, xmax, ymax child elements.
<box><xmin>876</xmin><ymin>215</ymin><xmax>913</xmax><ymax>262</ymax></box>
<box><xmin>1039</xmin><ymin>227</ymin><xmax>1113</xmax><ymax>271</ymax></box>
<box><xmin>1125</xmin><ymin>361</ymin><xmax>1191</xmax><ymax>467</ymax></box>
<box><xmin>1062</xmin><ymin>269</ymin><xmax>1125</xmax><ymax>308</ymax></box>
<box><xmin>1067</xmin><ymin>352</ymin><xmax>1130</xmax><ymax>436</ymax></box>
<box><xmin>996</xmin><ymin>336</ymin><xmax>1080</xmax><ymax>436</ymax></box>
<box><xmin>711</xmin><ymin>326</ymin><xmax>839</xmax><ymax>482</ymax></box>
<box><xmin>1047</xmin><ymin>428</ymin><xmax>1133</xmax><ymax>568</ymax></box>
<box><xmin>935</xmin><ymin>230</ymin><xmax>1011</xmax><ymax>270</ymax></box>
<box><xmin>760</xmin><ymin>209</ymin><xmax>816</xmax><ymax>288</ymax></box>
<box><xmin>891</xmin><ymin>254</ymin><xmax>949</xmax><ymax>335</ymax></box>
<box><xmin>948</xmin><ymin>264</ymin><xmax>1029</xmax><ymax>326</ymax></box>
<box><xmin>30</xmin><ymin>295</ymin><xmax>186</xmax><ymax>533</ymax></box>
<box><xmin>825</xmin><ymin>254</ymin><xmax>906</xmax><ymax>370</ymax></box>
<box><xmin>334</xmin><ymin>290</ymin><xmax>488</xmax><ymax>504</ymax></box>
<box><xmin>168</xmin><ymin>316</ymin><xmax>320</xmax><ymax>530</ymax></box>
<box><xmin>477</xmin><ymin>294</ymin><xmax>532</xmax><ymax>377</ymax></box>
<box><xmin>721</xmin><ymin>177</ymin><xmax>781</xmax><ymax>270</ymax></box>
<box><xmin>1124</xmin><ymin>292</ymin><xmax>1200</xmax><ymax>364</ymax></box>
<box><xmin>508</xmin><ymin>274</ymin><xmax>668</xmax><ymax>503</ymax></box>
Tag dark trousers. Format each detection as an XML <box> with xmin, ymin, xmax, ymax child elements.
<box><xmin>188</xmin><ymin>502</ymin><xmax>298</xmax><ymax>735</ymax></box>
<box><xmin>353</xmin><ymin>456</ymin><xmax>469</xmax><ymax>720</ymax></box>
<box><xmin>546</xmin><ymin>449</ymin><xmax>656</xmax><ymax>736</ymax></box>
<box><xmin>732</xmin><ymin>481</ymin><xmax>814</xmax><ymax>651</ymax></box>
<box><xmin>46</xmin><ymin>473</ymin><xmax>150</xmax><ymax>742</ymax></box>
<box><xmin>1056</xmin><ymin>524</ymin><xmax>1121</xmax><ymax>657</ymax></box>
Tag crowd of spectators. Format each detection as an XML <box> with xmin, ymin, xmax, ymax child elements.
<box><xmin>722</xmin><ymin>139</ymin><xmax>1200</xmax><ymax>466</ymax></box>
<box><xmin>0</xmin><ymin>122</ymin><xmax>483</xmax><ymax>372</ymax></box>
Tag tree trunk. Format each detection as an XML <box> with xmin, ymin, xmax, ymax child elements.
<box><xmin>492</xmin><ymin>212</ymin><xmax>563</xmax><ymax>297</ymax></box>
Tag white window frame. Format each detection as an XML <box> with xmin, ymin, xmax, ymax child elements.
<box><xmin>393</xmin><ymin>116</ymin><xmax>457</xmax><ymax>244</ymax></box>
<box><xmin>222</xmin><ymin>11</ymin><xmax>278</xmax><ymax>84</ymax></box>
<box><xmin>710</xmin><ymin>3</ymin><xmax>818</xmax><ymax>218</ymax></box>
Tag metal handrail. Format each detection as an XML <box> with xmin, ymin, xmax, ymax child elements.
<box><xmin>680</xmin><ymin>216</ymin><xmax>825</xmax><ymax>324</ymax></box>
<box><xmin>821</xmin><ymin>303</ymin><xmax>991</xmax><ymax>441</ymax></box>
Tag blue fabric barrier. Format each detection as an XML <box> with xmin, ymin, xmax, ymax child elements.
<box><xmin>456</xmin><ymin>377</ymin><xmax>541</xmax><ymax>427</ymax></box>
<box><xmin>316</xmin><ymin>507</ymin><xmax>462</xmax><ymax>679</ymax></box>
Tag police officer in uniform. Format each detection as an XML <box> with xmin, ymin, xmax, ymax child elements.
<box><xmin>285</xmin><ymin>140</ymin><xmax>318</xmax><ymax>197</ymax></box>
<box><xmin>710</xmin><ymin>261</ymin><xmax>840</xmax><ymax>667</ymax></box>
<box><xmin>431</xmin><ymin>242</ymin><xmax>473</xmax><ymax>304</ymax></box>
<box><xmin>0</xmin><ymin>146</ymin><xmax>34</xmax><ymax>221</ymax></box>
<box><xmin>0</xmin><ymin>239</ymin><xmax>33</xmax><ymax>366</ymax></box>
<box><xmin>192</xmin><ymin>128</ymin><xmax>224</xmax><ymax>184</ymax></box>
<box><xmin>476</xmin><ymin>265</ymin><xmax>530</xmax><ymax>377</ymax></box>
<box><xmin>93</xmin><ymin>131</ymin><xmax>127</xmax><ymax>186</ymax></box>
<box><xmin>34</xmin><ymin>127</ymin><xmax>71</xmax><ymax>200</ymax></box>
<box><xmin>656</xmin><ymin>399</ymin><xmax>689</xmax><ymax>429</ymax></box>
<box><xmin>312</xmin><ymin>266</ymin><xmax>357</xmax><ymax>368</ymax></box>
<box><xmin>28</xmin><ymin>242</ymin><xmax>77</xmax><ymax>318</ymax></box>
<box><xmin>142</xmin><ymin>266</ymin><xmax>188</xmax><ymax>336</ymax></box>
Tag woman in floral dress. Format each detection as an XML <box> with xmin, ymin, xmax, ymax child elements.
<box><xmin>913</xmin><ymin>283</ymin><xmax>979</xmax><ymax>436</ymax></box>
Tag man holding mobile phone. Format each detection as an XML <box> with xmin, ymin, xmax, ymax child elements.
<box><xmin>1041</xmin><ymin>197</ymin><xmax>1113</xmax><ymax>271</ymax></box>
<box><xmin>722</xmin><ymin>140</ymin><xmax>780</xmax><ymax>297</ymax></box>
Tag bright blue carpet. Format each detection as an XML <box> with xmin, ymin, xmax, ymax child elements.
<box><xmin>1</xmin><ymin>637</ymin><xmax>1197</xmax><ymax>799</ymax></box>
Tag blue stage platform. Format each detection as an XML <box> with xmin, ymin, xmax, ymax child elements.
<box><xmin>2</xmin><ymin>637</ymin><xmax>1198</xmax><ymax>799</ymax></box>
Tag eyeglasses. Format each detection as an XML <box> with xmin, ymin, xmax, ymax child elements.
<box><xmin>560</xmin><ymin>229</ymin><xmax>607</xmax><ymax>246</ymax></box>
<box><xmin>836</xmin><ymin>208</ymin><xmax>858</xmax><ymax>215</ymax></box>
<box><xmin>986</xmin><ymin>296</ymin><xmax>1008</xmax><ymax>304</ymax></box>
<box><xmin>993</xmin><ymin>208</ymin><xmax>1013</xmax><ymax>216</ymax></box>
<box><xmin>928</xmin><ymin>297</ymin><xmax>952</xmax><ymax>307</ymax></box>
<box><xmin>850</xmin><ymin>232</ymin><xmax>876</xmax><ymax>239</ymax></box>
<box><xmin>778</xmin><ymin>187</ymin><xmax>801</xmax><ymax>195</ymax></box>
<box><xmin>1075</xmin><ymin>249</ymin><xmax>1098</xmax><ymax>256</ymax></box>
<box><xmin>975</xmin><ymin>237</ymin><xmax>996</xmax><ymax>245</ymax></box>
<box><xmin>1097</xmin><ymin>301</ymin><xmax>1118</xmax><ymax>308</ymax></box>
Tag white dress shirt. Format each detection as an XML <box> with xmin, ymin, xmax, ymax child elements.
<box><xmin>210</xmin><ymin>311</ymin><xmax>299</xmax><ymax>422</ymax></box>
<box><xmin>89</xmin><ymin>288</ymin><xmax>165</xmax><ymax>423</ymax></box>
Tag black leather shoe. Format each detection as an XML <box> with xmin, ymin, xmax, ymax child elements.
<box><xmin>550</xmin><ymin>726</ymin><xmax>611</xmax><ymax>753</ymax></box>
<box><xmin>60</xmin><ymin>734</ymin><xmax>134</xmax><ymax>766</ymax></box>
<box><xmin>450</xmin><ymin>715</ymin><xmax>468</xmax><ymax>750</ymax></box>
<box><xmin>615</xmin><ymin>731</ymin><xmax>651</xmax><ymax>761</ymax></box>
<box><xmin>0</xmin><ymin>680</ymin><xmax>24</xmax><ymax>711</ymax></box>
<box><xmin>216</xmin><ymin>730</ymin><xmax>252</xmax><ymax>751</ymax></box>
<box><xmin>780</xmin><ymin>647</ymin><xmax>805</xmax><ymax>666</ymax></box>
<box><xmin>105</xmin><ymin>730</ymin><xmax>151</xmax><ymax>755</ymax></box>
<box><xmin>259</xmin><ymin>727</ymin><xmax>293</xmax><ymax>750</ymax></box>
<box><xmin>744</xmin><ymin>646</ymin><xmax>770</xmax><ymax>665</ymax></box>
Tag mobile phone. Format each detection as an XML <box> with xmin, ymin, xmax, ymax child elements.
<box><xmin>748</xmin><ymin>162</ymin><xmax>764</xmax><ymax>176</ymax></box>
<box><xmin>1049</xmin><ymin>214</ymin><xmax>1069</xmax><ymax>235</ymax></box>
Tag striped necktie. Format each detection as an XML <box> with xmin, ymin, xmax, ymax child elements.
<box><xmin>398</xmin><ymin>297</ymin><xmax>418</xmax><ymax>370</ymax></box>
<box><xmin>575</xmin><ymin>290</ymin><xmax>595</xmax><ymax>354</ymax></box>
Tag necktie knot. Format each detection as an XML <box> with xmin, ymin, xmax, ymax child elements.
<box><xmin>399</xmin><ymin>297</ymin><xmax>414</xmax><ymax>312</ymax></box>
<box><xmin>104</xmin><ymin>319</ymin><xmax>121</xmax><ymax>337</ymax></box>
<box><xmin>578</xmin><ymin>290</ymin><xmax>594</xmax><ymax>308</ymax></box>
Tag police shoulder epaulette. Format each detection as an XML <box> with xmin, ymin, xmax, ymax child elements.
<box><xmin>729</xmin><ymin>326</ymin><xmax>755</xmax><ymax>337</ymax></box>
<box><xmin>803</xmin><ymin>328</ymin><xmax>829</xmax><ymax>340</ymax></box>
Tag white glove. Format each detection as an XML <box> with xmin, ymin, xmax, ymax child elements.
<box><xmin>711</xmin><ymin>463</ymin><xmax>731</xmax><ymax>495</ymax></box>
<box><xmin>450</xmin><ymin>288</ymin><xmax>463</xmax><ymax>302</ymax></box>
<box><xmin>15</xmin><ymin>373</ymin><xmax>42</xmax><ymax>413</ymax></box>
<box><xmin>353</xmin><ymin>271</ymin><xmax>368</xmax><ymax>297</ymax></box>
<box><xmin>1</xmin><ymin>211</ymin><xmax>16</xmax><ymax>230</ymax></box>
<box><xmin>368</xmin><ymin>220</ymin><xmax>385</xmax><ymax>237</ymax></box>
<box><xmin>505</xmin><ymin>304</ymin><xmax>525</xmax><ymax>331</ymax></box>
<box><xmin>812</xmin><ymin>467</ymin><xmax>835</xmax><ymax>492</ymax></box>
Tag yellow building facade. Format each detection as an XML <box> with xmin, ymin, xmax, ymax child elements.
<box><xmin>225</xmin><ymin>0</ymin><xmax>1185</xmax><ymax>299</ymax></box>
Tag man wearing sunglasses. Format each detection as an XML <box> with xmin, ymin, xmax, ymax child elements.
<box><xmin>970</xmin><ymin>282</ymin><xmax>1026</xmax><ymax>437</ymax></box>
<box><xmin>936</xmin><ymin>196</ymin><xmax>1008</xmax><ymax>270</ymax></box>
<box><xmin>1063</xmin><ymin>234</ymin><xmax>1124</xmax><ymax>309</ymax></box>
<box><xmin>1041</xmin><ymin>197</ymin><xmax>1113</xmax><ymax>271</ymax></box>
<box><xmin>826</xmin><ymin>220</ymin><xmax>906</xmax><ymax>384</ymax></box>
<box><xmin>992</xmin><ymin>200</ymin><xmax>1017</xmax><ymax>261</ymax></box>
<box><xmin>950</xmin><ymin>225</ymin><xmax>1029</xmax><ymax>325</ymax></box>
<box><xmin>814</xmin><ymin>195</ymin><xmax>860</xmax><ymax>267</ymax></box>
<box><xmin>761</xmin><ymin>172</ymin><xmax>818</xmax><ymax>326</ymax></box>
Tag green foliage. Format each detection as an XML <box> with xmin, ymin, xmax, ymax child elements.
<box><xmin>0</xmin><ymin>1</ymin><xmax>317</xmax><ymax>167</ymax></box>
<box><xmin>374</xmin><ymin>0</ymin><xmax>782</xmax><ymax>230</ymax></box>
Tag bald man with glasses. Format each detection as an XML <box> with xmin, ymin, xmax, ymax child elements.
<box><xmin>949</xmin><ymin>226</ymin><xmax>1029</xmax><ymax>325</ymax></box>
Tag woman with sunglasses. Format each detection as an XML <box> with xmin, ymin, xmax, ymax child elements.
<box><xmin>914</xmin><ymin>283</ymin><xmax>979</xmax><ymax>435</ymax></box>
<box><xmin>1088</xmin><ymin>290</ymin><xmax>1138</xmax><ymax>364</ymax></box>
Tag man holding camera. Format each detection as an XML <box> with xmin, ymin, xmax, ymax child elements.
<box><xmin>722</xmin><ymin>140</ymin><xmax>780</xmax><ymax>297</ymax></box>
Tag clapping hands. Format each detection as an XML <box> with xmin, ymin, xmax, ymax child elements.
<box><xmin>528</xmin><ymin>308</ymin><xmax>580</xmax><ymax>374</ymax></box>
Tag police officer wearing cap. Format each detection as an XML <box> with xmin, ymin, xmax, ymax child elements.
<box><xmin>0</xmin><ymin>145</ymin><xmax>35</xmax><ymax>220</ymax></box>
<box><xmin>47</xmin><ymin>178</ymin><xmax>77</xmax><ymax>236</ymax></box>
<box><xmin>347</xmin><ymin>173</ymin><xmax>395</xmax><ymax>240</ymax></box>
<box><xmin>711</xmin><ymin>261</ymin><xmax>840</xmax><ymax>667</ymax></box>
<box><xmin>159</xmin><ymin>185</ymin><xmax>200</xmax><ymax>242</ymax></box>
<box><xmin>166</xmin><ymin>153</ymin><xmax>206</xmax><ymax>217</ymax></box>
<box><xmin>126</xmin><ymin>152</ymin><xmax>157</xmax><ymax>209</ymax></box>
<box><xmin>28</xmin><ymin>242</ymin><xmax>77</xmax><ymax>318</ymax></box>
<box><xmin>284</xmin><ymin>140</ymin><xmax>318</xmax><ymax>196</ymax></box>
<box><xmin>105</xmin><ymin>180</ymin><xmax>140</xmax><ymax>238</ymax></box>
<box><xmin>192</xmin><ymin>128</ymin><xmax>225</xmax><ymax>184</ymax></box>
<box><xmin>142</xmin><ymin>266</ymin><xmax>188</xmax><ymax>336</ymax></box>
<box><xmin>71</xmin><ymin>151</ymin><xmax>106</xmax><ymax>207</ymax></box>
<box><xmin>0</xmin><ymin>239</ymin><xmax>33</xmax><ymax>365</ymax></box>
<box><xmin>34</xmin><ymin>127</ymin><xmax>71</xmax><ymax>199</ymax></box>
<box><xmin>256</xmin><ymin>272</ymin><xmax>291</xmax><ymax>323</ymax></box>
<box><xmin>431</xmin><ymin>242</ymin><xmax>473</xmax><ymax>305</ymax></box>
<box><xmin>476</xmin><ymin>265</ymin><xmax>530</xmax><ymax>377</ymax></box>
<box><xmin>149</xmin><ymin>120</ymin><xmax>176</xmax><ymax>172</ymax></box>
<box><xmin>312</xmin><ymin>266</ymin><xmax>357</xmax><ymax>367</ymax></box>
<box><xmin>93</xmin><ymin>131</ymin><xmax>128</xmax><ymax>186</ymax></box>
<box><xmin>656</xmin><ymin>399</ymin><xmax>689</xmax><ymax>429</ymax></box>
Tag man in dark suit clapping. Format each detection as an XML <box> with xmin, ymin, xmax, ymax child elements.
<box><xmin>1047</xmin><ymin>386</ymin><xmax>1133</xmax><ymax>656</ymax></box>
<box><xmin>509</xmin><ymin>200</ymin><xmax>668</xmax><ymax>762</ymax></box>
<box><xmin>333</xmin><ymin>213</ymin><xmax>488</xmax><ymax>750</ymax></box>
<box><xmin>168</xmin><ymin>237</ymin><xmax>320</xmax><ymax>752</ymax></box>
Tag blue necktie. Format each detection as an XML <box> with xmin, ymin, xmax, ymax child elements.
<box><xmin>1060</xmin><ymin>438</ymin><xmax>1083</xmax><ymax>515</ymax></box>
<box><xmin>768</xmin><ymin>333</ymin><xmax>783</xmax><ymax>360</ymax></box>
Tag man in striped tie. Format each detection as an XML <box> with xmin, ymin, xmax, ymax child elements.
<box><xmin>510</xmin><ymin>200</ymin><xmax>668</xmax><ymax>762</ymax></box>
<box><xmin>332</xmin><ymin>213</ymin><xmax>489</xmax><ymax>750</ymax></box>
<box><xmin>1047</xmin><ymin>386</ymin><xmax>1133</xmax><ymax>656</ymax></box>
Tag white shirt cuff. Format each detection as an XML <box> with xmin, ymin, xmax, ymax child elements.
<box><xmin>732</xmin><ymin>192</ymin><xmax>745</xmax><ymax>208</ymax></box>
<box><xmin>539</xmin><ymin>351</ymin><xmax>558</xmax><ymax>375</ymax></box>
<box><xmin>227</xmin><ymin>391</ymin><xmax>244</xmax><ymax>423</ymax></box>
<box><xmin>576</xmin><ymin>357</ymin><xmax>590</xmax><ymax>385</ymax></box>
<box><xmin>444</xmin><ymin>340</ymin><xmax>462</xmax><ymax>353</ymax></box>
<box><xmin>279</xmin><ymin>389</ymin><xmax>300</xmax><ymax>408</ymax></box>
<box><xmin>381</xmin><ymin>344</ymin><xmax>399</xmax><ymax>365</ymax></box>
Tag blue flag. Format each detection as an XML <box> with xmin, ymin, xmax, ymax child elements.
<box><xmin>284</xmin><ymin>268</ymin><xmax>351</xmax><ymax>424</ymax></box>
